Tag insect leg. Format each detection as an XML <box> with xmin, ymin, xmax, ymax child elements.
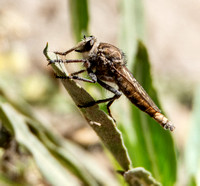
<box><xmin>97</xmin><ymin>79</ymin><xmax>122</xmax><ymax>119</ymax></box>
<box><xmin>54</xmin><ymin>40</ymin><xmax>85</xmax><ymax>56</ymax></box>
<box><xmin>78</xmin><ymin>78</ymin><xmax>122</xmax><ymax>120</ymax></box>
<box><xmin>97</xmin><ymin>79</ymin><xmax>121</xmax><ymax>95</ymax></box>
<box><xmin>70</xmin><ymin>69</ymin><xmax>86</xmax><ymax>76</ymax></box>
<box><xmin>56</xmin><ymin>74</ymin><xmax>97</xmax><ymax>83</ymax></box>
<box><xmin>54</xmin><ymin>46</ymin><xmax>79</xmax><ymax>56</ymax></box>
<box><xmin>56</xmin><ymin>69</ymin><xmax>97</xmax><ymax>83</ymax></box>
<box><xmin>48</xmin><ymin>59</ymin><xmax>87</xmax><ymax>65</ymax></box>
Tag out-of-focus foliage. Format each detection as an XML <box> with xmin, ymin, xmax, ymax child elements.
<box><xmin>0</xmin><ymin>104</ymin><xmax>79</xmax><ymax>186</ymax></box>
<box><xmin>118</xmin><ymin>1</ymin><xmax>177</xmax><ymax>185</ymax></box>
<box><xmin>0</xmin><ymin>99</ymin><xmax>119</xmax><ymax>186</ymax></box>
<box><xmin>185</xmin><ymin>86</ymin><xmax>200</xmax><ymax>185</ymax></box>
<box><xmin>69</xmin><ymin>0</ymin><xmax>89</xmax><ymax>41</ymax></box>
<box><xmin>119</xmin><ymin>0</ymin><xmax>145</xmax><ymax>65</ymax></box>
<box><xmin>119</xmin><ymin>42</ymin><xmax>176</xmax><ymax>185</ymax></box>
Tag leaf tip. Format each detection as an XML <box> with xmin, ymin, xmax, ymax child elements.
<box><xmin>43</xmin><ymin>42</ymin><xmax>50</xmax><ymax>61</ymax></box>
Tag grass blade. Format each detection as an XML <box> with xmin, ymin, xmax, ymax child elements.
<box><xmin>119</xmin><ymin>0</ymin><xmax>145</xmax><ymax>65</ymax></box>
<box><xmin>69</xmin><ymin>0</ymin><xmax>89</xmax><ymax>41</ymax></box>
<box><xmin>0</xmin><ymin>103</ymin><xmax>79</xmax><ymax>186</ymax></box>
<box><xmin>185</xmin><ymin>86</ymin><xmax>200</xmax><ymax>185</ymax></box>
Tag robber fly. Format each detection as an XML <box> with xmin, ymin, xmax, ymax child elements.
<box><xmin>48</xmin><ymin>35</ymin><xmax>175</xmax><ymax>131</ymax></box>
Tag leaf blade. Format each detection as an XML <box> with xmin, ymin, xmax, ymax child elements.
<box><xmin>119</xmin><ymin>0</ymin><xmax>145</xmax><ymax>65</ymax></box>
<box><xmin>69</xmin><ymin>0</ymin><xmax>89</xmax><ymax>41</ymax></box>
<box><xmin>0</xmin><ymin>103</ymin><xmax>79</xmax><ymax>186</ymax></box>
<box><xmin>185</xmin><ymin>86</ymin><xmax>200</xmax><ymax>185</ymax></box>
<box><xmin>121</xmin><ymin>41</ymin><xmax>177</xmax><ymax>185</ymax></box>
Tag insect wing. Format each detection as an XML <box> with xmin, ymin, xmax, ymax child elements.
<box><xmin>118</xmin><ymin>66</ymin><xmax>161</xmax><ymax>112</ymax></box>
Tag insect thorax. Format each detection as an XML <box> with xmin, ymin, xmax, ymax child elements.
<box><xmin>83</xmin><ymin>43</ymin><xmax>125</xmax><ymax>83</ymax></box>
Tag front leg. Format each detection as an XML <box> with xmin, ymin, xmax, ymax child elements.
<box><xmin>54</xmin><ymin>45</ymin><xmax>79</xmax><ymax>56</ymax></box>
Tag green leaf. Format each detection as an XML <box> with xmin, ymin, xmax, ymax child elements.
<box><xmin>188</xmin><ymin>176</ymin><xmax>197</xmax><ymax>186</ymax></box>
<box><xmin>185</xmin><ymin>86</ymin><xmax>200</xmax><ymax>185</ymax></box>
<box><xmin>0</xmin><ymin>103</ymin><xmax>79</xmax><ymax>186</ymax></box>
<box><xmin>119</xmin><ymin>0</ymin><xmax>145</xmax><ymax>65</ymax></box>
<box><xmin>69</xmin><ymin>0</ymin><xmax>89</xmax><ymax>41</ymax></box>
<box><xmin>120</xmin><ymin>41</ymin><xmax>177</xmax><ymax>185</ymax></box>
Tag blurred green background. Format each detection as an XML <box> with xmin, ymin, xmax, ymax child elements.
<box><xmin>0</xmin><ymin>0</ymin><xmax>200</xmax><ymax>185</ymax></box>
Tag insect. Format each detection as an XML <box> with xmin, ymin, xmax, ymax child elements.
<box><xmin>48</xmin><ymin>35</ymin><xmax>175</xmax><ymax>131</ymax></box>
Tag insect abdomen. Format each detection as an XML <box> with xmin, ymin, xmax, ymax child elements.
<box><xmin>115</xmin><ymin>70</ymin><xmax>175</xmax><ymax>131</ymax></box>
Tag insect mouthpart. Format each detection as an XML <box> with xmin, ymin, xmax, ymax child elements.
<box><xmin>75</xmin><ymin>36</ymin><xmax>96</xmax><ymax>53</ymax></box>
